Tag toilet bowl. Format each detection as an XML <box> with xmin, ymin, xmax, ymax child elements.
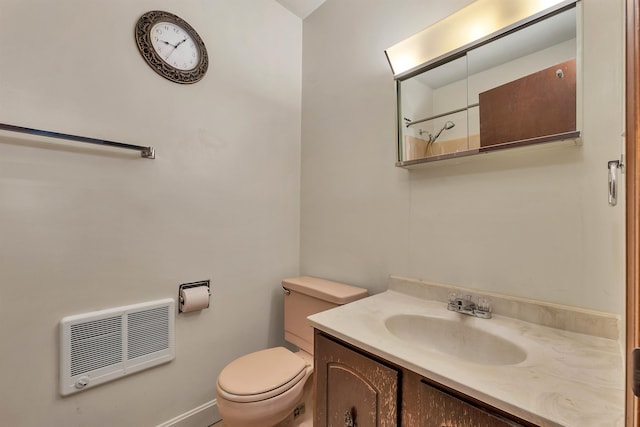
<box><xmin>215</xmin><ymin>276</ymin><xmax>367</xmax><ymax>427</ymax></box>
<box><xmin>216</xmin><ymin>347</ymin><xmax>313</xmax><ymax>427</ymax></box>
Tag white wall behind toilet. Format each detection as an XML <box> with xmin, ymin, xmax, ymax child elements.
<box><xmin>0</xmin><ymin>0</ymin><xmax>301</xmax><ymax>425</ymax></box>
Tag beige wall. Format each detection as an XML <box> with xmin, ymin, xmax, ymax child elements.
<box><xmin>0</xmin><ymin>0</ymin><xmax>301</xmax><ymax>425</ymax></box>
<box><xmin>0</xmin><ymin>0</ymin><xmax>627</xmax><ymax>425</ymax></box>
<box><xmin>301</xmin><ymin>0</ymin><xmax>626</xmax><ymax>315</ymax></box>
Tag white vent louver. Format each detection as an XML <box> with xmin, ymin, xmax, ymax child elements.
<box><xmin>60</xmin><ymin>298</ymin><xmax>174</xmax><ymax>395</ymax></box>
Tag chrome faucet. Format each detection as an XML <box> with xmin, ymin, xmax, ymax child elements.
<box><xmin>447</xmin><ymin>293</ymin><xmax>492</xmax><ymax>319</ymax></box>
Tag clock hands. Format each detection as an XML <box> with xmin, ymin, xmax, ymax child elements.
<box><xmin>157</xmin><ymin>37</ymin><xmax>188</xmax><ymax>49</ymax></box>
<box><xmin>157</xmin><ymin>37</ymin><xmax>188</xmax><ymax>60</ymax></box>
<box><xmin>158</xmin><ymin>39</ymin><xmax>178</xmax><ymax>48</ymax></box>
<box><xmin>161</xmin><ymin>37</ymin><xmax>189</xmax><ymax>61</ymax></box>
<box><xmin>158</xmin><ymin>37</ymin><xmax>187</xmax><ymax>49</ymax></box>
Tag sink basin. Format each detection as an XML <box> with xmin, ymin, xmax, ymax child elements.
<box><xmin>384</xmin><ymin>314</ymin><xmax>527</xmax><ymax>365</ymax></box>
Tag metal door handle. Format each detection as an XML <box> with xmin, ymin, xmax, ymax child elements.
<box><xmin>608</xmin><ymin>160</ymin><xmax>620</xmax><ymax>206</ymax></box>
<box><xmin>344</xmin><ymin>408</ymin><xmax>356</xmax><ymax>427</ymax></box>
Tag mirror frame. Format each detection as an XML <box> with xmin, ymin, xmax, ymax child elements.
<box><xmin>386</xmin><ymin>0</ymin><xmax>580</xmax><ymax>167</ymax></box>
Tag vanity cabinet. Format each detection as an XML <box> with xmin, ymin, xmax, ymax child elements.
<box><xmin>402</xmin><ymin>370</ymin><xmax>529</xmax><ymax>427</ymax></box>
<box><xmin>315</xmin><ymin>331</ymin><xmax>536</xmax><ymax>427</ymax></box>
<box><xmin>315</xmin><ymin>332</ymin><xmax>399</xmax><ymax>426</ymax></box>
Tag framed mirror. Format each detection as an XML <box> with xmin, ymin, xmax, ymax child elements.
<box><xmin>389</xmin><ymin>1</ymin><xmax>580</xmax><ymax>167</ymax></box>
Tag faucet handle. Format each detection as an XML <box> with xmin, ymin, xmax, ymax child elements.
<box><xmin>447</xmin><ymin>293</ymin><xmax>461</xmax><ymax>312</ymax></box>
<box><xmin>474</xmin><ymin>297</ymin><xmax>492</xmax><ymax>318</ymax></box>
<box><xmin>448</xmin><ymin>292</ymin><xmax>458</xmax><ymax>303</ymax></box>
<box><xmin>477</xmin><ymin>297</ymin><xmax>491</xmax><ymax>311</ymax></box>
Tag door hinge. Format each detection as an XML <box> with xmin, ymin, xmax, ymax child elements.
<box><xmin>634</xmin><ymin>348</ymin><xmax>640</xmax><ymax>397</ymax></box>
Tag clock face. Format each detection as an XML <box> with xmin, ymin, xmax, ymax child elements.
<box><xmin>135</xmin><ymin>11</ymin><xmax>208</xmax><ymax>84</ymax></box>
<box><xmin>150</xmin><ymin>22</ymin><xmax>200</xmax><ymax>71</ymax></box>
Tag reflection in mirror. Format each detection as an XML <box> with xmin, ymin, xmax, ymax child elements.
<box><xmin>399</xmin><ymin>56</ymin><xmax>469</xmax><ymax>161</ymax></box>
<box><xmin>468</xmin><ymin>7</ymin><xmax>577</xmax><ymax>149</ymax></box>
<box><xmin>393</xmin><ymin>3</ymin><xmax>579</xmax><ymax>167</ymax></box>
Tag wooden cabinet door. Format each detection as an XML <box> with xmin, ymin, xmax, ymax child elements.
<box><xmin>315</xmin><ymin>332</ymin><xmax>399</xmax><ymax>427</ymax></box>
<box><xmin>402</xmin><ymin>371</ymin><xmax>528</xmax><ymax>427</ymax></box>
<box><xmin>478</xmin><ymin>59</ymin><xmax>576</xmax><ymax>147</ymax></box>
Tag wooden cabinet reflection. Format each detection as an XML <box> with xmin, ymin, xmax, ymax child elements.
<box><xmin>479</xmin><ymin>59</ymin><xmax>576</xmax><ymax>148</ymax></box>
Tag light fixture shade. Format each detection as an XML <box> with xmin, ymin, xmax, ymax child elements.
<box><xmin>385</xmin><ymin>0</ymin><xmax>576</xmax><ymax>79</ymax></box>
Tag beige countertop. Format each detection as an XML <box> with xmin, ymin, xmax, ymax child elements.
<box><xmin>307</xmin><ymin>279</ymin><xmax>624</xmax><ymax>427</ymax></box>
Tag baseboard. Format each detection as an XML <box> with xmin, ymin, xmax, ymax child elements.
<box><xmin>156</xmin><ymin>399</ymin><xmax>221</xmax><ymax>427</ymax></box>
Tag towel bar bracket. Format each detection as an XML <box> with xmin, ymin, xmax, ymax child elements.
<box><xmin>141</xmin><ymin>146</ymin><xmax>155</xmax><ymax>159</ymax></box>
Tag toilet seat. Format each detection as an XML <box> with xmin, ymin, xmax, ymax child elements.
<box><xmin>217</xmin><ymin>347</ymin><xmax>307</xmax><ymax>403</ymax></box>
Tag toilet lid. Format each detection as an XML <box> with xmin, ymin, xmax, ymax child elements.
<box><xmin>218</xmin><ymin>347</ymin><xmax>307</xmax><ymax>398</ymax></box>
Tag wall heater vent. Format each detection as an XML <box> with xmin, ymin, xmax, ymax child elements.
<box><xmin>60</xmin><ymin>298</ymin><xmax>174</xmax><ymax>395</ymax></box>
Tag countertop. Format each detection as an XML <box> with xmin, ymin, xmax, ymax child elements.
<box><xmin>308</xmin><ymin>286</ymin><xmax>624</xmax><ymax>427</ymax></box>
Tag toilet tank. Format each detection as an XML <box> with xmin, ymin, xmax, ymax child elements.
<box><xmin>282</xmin><ymin>276</ymin><xmax>368</xmax><ymax>354</ymax></box>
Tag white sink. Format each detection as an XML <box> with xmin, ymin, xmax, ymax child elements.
<box><xmin>384</xmin><ymin>314</ymin><xmax>527</xmax><ymax>366</ymax></box>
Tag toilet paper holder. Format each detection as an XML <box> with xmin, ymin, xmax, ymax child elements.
<box><xmin>178</xmin><ymin>280</ymin><xmax>211</xmax><ymax>313</ymax></box>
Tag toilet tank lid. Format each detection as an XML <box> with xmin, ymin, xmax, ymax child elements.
<box><xmin>282</xmin><ymin>276</ymin><xmax>368</xmax><ymax>304</ymax></box>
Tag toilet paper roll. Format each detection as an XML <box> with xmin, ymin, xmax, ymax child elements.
<box><xmin>180</xmin><ymin>286</ymin><xmax>210</xmax><ymax>313</ymax></box>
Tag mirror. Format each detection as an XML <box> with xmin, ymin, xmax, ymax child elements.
<box><xmin>391</xmin><ymin>3</ymin><xmax>579</xmax><ymax>167</ymax></box>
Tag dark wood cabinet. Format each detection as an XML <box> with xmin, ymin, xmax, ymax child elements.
<box><xmin>315</xmin><ymin>331</ymin><xmax>535</xmax><ymax>427</ymax></box>
<box><xmin>315</xmin><ymin>332</ymin><xmax>399</xmax><ymax>427</ymax></box>
<box><xmin>402</xmin><ymin>370</ymin><xmax>526</xmax><ymax>427</ymax></box>
<box><xmin>479</xmin><ymin>59</ymin><xmax>576</xmax><ymax>148</ymax></box>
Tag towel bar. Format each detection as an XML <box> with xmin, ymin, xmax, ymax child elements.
<box><xmin>0</xmin><ymin>122</ymin><xmax>155</xmax><ymax>159</ymax></box>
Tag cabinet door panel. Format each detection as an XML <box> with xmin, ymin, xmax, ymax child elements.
<box><xmin>403</xmin><ymin>371</ymin><xmax>524</xmax><ymax>427</ymax></box>
<box><xmin>315</xmin><ymin>333</ymin><xmax>398</xmax><ymax>427</ymax></box>
<box><xmin>478</xmin><ymin>59</ymin><xmax>576</xmax><ymax>148</ymax></box>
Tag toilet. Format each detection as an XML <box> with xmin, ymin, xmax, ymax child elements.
<box><xmin>215</xmin><ymin>276</ymin><xmax>368</xmax><ymax>427</ymax></box>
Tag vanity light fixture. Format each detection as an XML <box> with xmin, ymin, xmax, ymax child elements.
<box><xmin>385</xmin><ymin>0</ymin><xmax>574</xmax><ymax>78</ymax></box>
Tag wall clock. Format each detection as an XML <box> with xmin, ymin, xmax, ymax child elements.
<box><xmin>135</xmin><ymin>10</ymin><xmax>208</xmax><ymax>84</ymax></box>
